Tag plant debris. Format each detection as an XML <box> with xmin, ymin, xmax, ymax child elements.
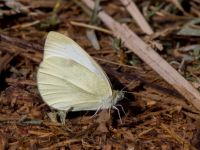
<box><xmin>0</xmin><ymin>0</ymin><xmax>200</xmax><ymax>149</ymax></box>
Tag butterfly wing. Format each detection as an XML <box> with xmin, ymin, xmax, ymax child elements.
<box><xmin>43</xmin><ymin>31</ymin><xmax>112</xmax><ymax>93</ymax></box>
<box><xmin>37</xmin><ymin>56</ymin><xmax>112</xmax><ymax>111</ymax></box>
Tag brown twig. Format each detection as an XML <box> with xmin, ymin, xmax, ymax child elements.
<box><xmin>119</xmin><ymin>0</ymin><xmax>153</xmax><ymax>35</ymax></box>
<box><xmin>40</xmin><ymin>139</ymin><xmax>80</xmax><ymax>150</ymax></box>
<box><xmin>70</xmin><ymin>21</ymin><xmax>113</xmax><ymax>35</ymax></box>
<box><xmin>0</xmin><ymin>44</ymin><xmax>42</xmax><ymax>63</ymax></box>
<box><xmin>0</xmin><ymin>34</ymin><xmax>43</xmax><ymax>51</ymax></box>
<box><xmin>0</xmin><ymin>53</ymin><xmax>15</xmax><ymax>74</ymax></box>
<box><xmin>5</xmin><ymin>78</ymin><xmax>36</xmax><ymax>86</ymax></box>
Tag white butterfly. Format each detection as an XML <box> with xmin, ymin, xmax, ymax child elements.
<box><xmin>37</xmin><ymin>31</ymin><xmax>124</xmax><ymax>114</ymax></box>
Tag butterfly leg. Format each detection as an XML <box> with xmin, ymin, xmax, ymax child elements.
<box><xmin>58</xmin><ymin>107</ymin><xmax>73</xmax><ymax>125</ymax></box>
<box><xmin>91</xmin><ymin>105</ymin><xmax>103</xmax><ymax>118</ymax></box>
<box><xmin>112</xmin><ymin>106</ymin><xmax>122</xmax><ymax>124</ymax></box>
<box><xmin>47</xmin><ymin>112</ymin><xmax>58</xmax><ymax>123</ymax></box>
<box><xmin>47</xmin><ymin>108</ymin><xmax>72</xmax><ymax>125</ymax></box>
<box><xmin>115</xmin><ymin>104</ymin><xmax>126</xmax><ymax>115</ymax></box>
<box><xmin>57</xmin><ymin>110</ymin><xmax>67</xmax><ymax>125</ymax></box>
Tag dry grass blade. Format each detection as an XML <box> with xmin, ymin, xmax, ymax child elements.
<box><xmin>86</xmin><ymin>0</ymin><xmax>101</xmax><ymax>50</ymax></box>
<box><xmin>39</xmin><ymin>139</ymin><xmax>80</xmax><ymax>150</ymax></box>
<box><xmin>168</xmin><ymin>0</ymin><xmax>187</xmax><ymax>14</ymax></box>
<box><xmin>70</xmin><ymin>21</ymin><xmax>113</xmax><ymax>35</ymax></box>
<box><xmin>5</xmin><ymin>78</ymin><xmax>36</xmax><ymax>86</ymax></box>
<box><xmin>119</xmin><ymin>0</ymin><xmax>153</xmax><ymax>35</ymax></box>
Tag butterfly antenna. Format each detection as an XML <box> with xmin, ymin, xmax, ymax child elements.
<box><xmin>123</xmin><ymin>95</ymin><xmax>130</xmax><ymax>100</ymax></box>
<box><xmin>120</xmin><ymin>80</ymin><xmax>136</xmax><ymax>92</ymax></box>
<box><xmin>123</xmin><ymin>91</ymin><xmax>135</xmax><ymax>94</ymax></box>
<box><xmin>112</xmin><ymin>105</ymin><xmax>122</xmax><ymax>124</ymax></box>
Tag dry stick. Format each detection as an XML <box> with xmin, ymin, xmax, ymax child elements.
<box><xmin>0</xmin><ymin>45</ymin><xmax>42</xmax><ymax>63</ymax></box>
<box><xmin>0</xmin><ymin>34</ymin><xmax>43</xmax><ymax>51</ymax></box>
<box><xmin>70</xmin><ymin>21</ymin><xmax>113</xmax><ymax>35</ymax></box>
<box><xmin>3</xmin><ymin>20</ymin><xmax>40</xmax><ymax>31</ymax></box>
<box><xmin>119</xmin><ymin>0</ymin><xmax>153</xmax><ymax>35</ymax></box>
<box><xmin>5</xmin><ymin>78</ymin><xmax>36</xmax><ymax>86</ymax></box>
<box><xmin>42</xmin><ymin>139</ymin><xmax>80</xmax><ymax>150</ymax></box>
<box><xmin>82</xmin><ymin>0</ymin><xmax>200</xmax><ymax>111</ymax></box>
<box><xmin>0</xmin><ymin>53</ymin><xmax>15</xmax><ymax>74</ymax></box>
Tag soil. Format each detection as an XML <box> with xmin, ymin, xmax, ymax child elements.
<box><xmin>0</xmin><ymin>0</ymin><xmax>200</xmax><ymax>149</ymax></box>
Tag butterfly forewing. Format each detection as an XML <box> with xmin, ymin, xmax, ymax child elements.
<box><xmin>44</xmin><ymin>31</ymin><xmax>112</xmax><ymax>94</ymax></box>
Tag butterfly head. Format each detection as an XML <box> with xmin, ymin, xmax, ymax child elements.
<box><xmin>111</xmin><ymin>90</ymin><xmax>124</xmax><ymax>105</ymax></box>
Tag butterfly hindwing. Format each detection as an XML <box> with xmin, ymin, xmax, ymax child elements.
<box><xmin>37</xmin><ymin>56</ymin><xmax>112</xmax><ymax>111</ymax></box>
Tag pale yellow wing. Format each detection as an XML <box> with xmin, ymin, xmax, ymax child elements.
<box><xmin>37</xmin><ymin>56</ymin><xmax>112</xmax><ymax>111</ymax></box>
<box><xmin>43</xmin><ymin>31</ymin><xmax>112</xmax><ymax>95</ymax></box>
